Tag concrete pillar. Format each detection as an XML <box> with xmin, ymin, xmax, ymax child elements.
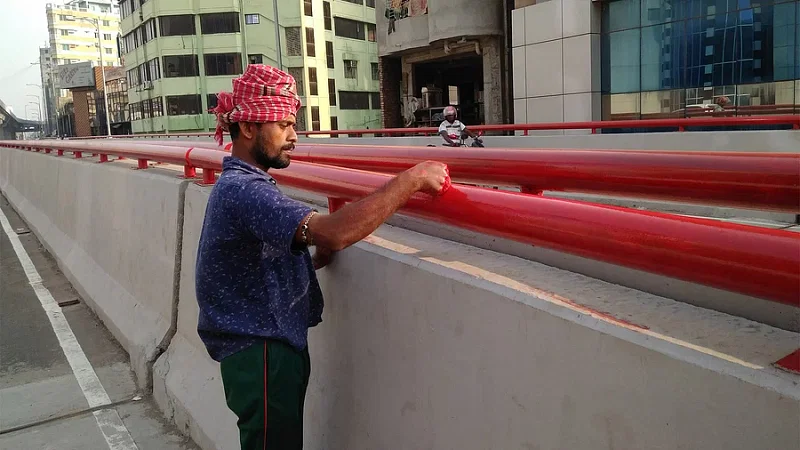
<box><xmin>379</xmin><ymin>57</ymin><xmax>403</xmax><ymax>128</ymax></box>
<box><xmin>511</xmin><ymin>0</ymin><xmax>602</xmax><ymax>131</ymax></box>
<box><xmin>482</xmin><ymin>37</ymin><xmax>504</xmax><ymax>125</ymax></box>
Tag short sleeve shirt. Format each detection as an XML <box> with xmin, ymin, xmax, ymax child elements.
<box><xmin>438</xmin><ymin>120</ymin><xmax>466</xmax><ymax>138</ymax></box>
<box><xmin>195</xmin><ymin>156</ymin><xmax>324</xmax><ymax>362</ymax></box>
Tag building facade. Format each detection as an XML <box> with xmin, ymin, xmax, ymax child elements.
<box><xmin>376</xmin><ymin>0</ymin><xmax>508</xmax><ymax>128</ymax></box>
<box><xmin>512</xmin><ymin>0</ymin><xmax>800</xmax><ymax>125</ymax></box>
<box><xmin>119</xmin><ymin>0</ymin><xmax>380</xmax><ymax>134</ymax></box>
<box><xmin>41</xmin><ymin>0</ymin><xmax>122</xmax><ymax>136</ymax></box>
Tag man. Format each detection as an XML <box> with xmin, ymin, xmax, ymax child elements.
<box><xmin>438</xmin><ymin>105</ymin><xmax>481</xmax><ymax>147</ymax></box>
<box><xmin>196</xmin><ymin>64</ymin><xmax>449</xmax><ymax>450</ymax></box>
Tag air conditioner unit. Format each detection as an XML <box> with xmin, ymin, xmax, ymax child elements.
<box><xmin>142</xmin><ymin>81</ymin><xmax>153</xmax><ymax>90</ymax></box>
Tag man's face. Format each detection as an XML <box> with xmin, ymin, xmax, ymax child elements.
<box><xmin>248</xmin><ymin>116</ymin><xmax>298</xmax><ymax>170</ymax></box>
<box><xmin>445</xmin><ymin>115</ymin><xmax>455</xmax><ymax>123</ymax></box>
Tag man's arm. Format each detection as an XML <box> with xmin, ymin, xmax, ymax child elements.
<box><xmin>296</xmin><ymin>161</ymin><xmax>448</xmax><ymax>251</ymax></box>
<box><xmin>439</xmin><ymin>130</ymin><xmax>456</xmax><ymax>145</ymax></box>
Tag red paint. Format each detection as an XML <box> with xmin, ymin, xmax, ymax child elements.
<box><xmin>74</xmin><ymin>151</ymin><xmax>82</xmax><ymax>159</ymax></box>
<box><xmin>98</xmin><ymin>154</ymin><xmax>109</xmax><ymax>163</ymax></box>
<box><xmin>327</xmin><ymin>198</ymin><xmax>347</xmax><ymax>212</ymax></box>
<box><xmin>3</xmin><ymin>140</ymin><xmax>799</xmax><ymax>305</ymax></box>
<box><xmin>137</xmin><ymin>159</ymin><xmax>148</xmax><ymax>169</ymax></box>
<box><xmin>57</xmin><ymin>149</ymin><xmax>64</xmax><ymax>156</ymax></box>
<box><xmin>289</xmin><ymin>145</ymin><xmax>800</xmax><ymax>213</ymax></box>
<box><xmin>774</xmin><ymin>349</ymin><xmax>800</xmax><ymax>374</ymax></box>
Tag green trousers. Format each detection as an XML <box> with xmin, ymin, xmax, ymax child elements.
<box><xmin>220</xmin><ymin>340</ymin><xmax>311</xmax><ymax>450</ymax></box>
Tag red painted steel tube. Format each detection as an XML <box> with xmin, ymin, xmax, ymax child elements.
<box><xmin>82</xmin><ymin>139</ymin><xmax>800</xmax><ymax>212</ymax></box>
<box><xmin>291</xmin><ymin>146</ymin><xmax>800</xmax><ymax>213</ymax></box>
<box><xmin>2</xmin><ymin>140</ymin><xmax>798</xmax><ymax>305</ymax></box>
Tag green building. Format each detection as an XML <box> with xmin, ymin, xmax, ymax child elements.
<box><xmin>119</xmin><ymin>0</ymin><xmax>380</xmax><ymax>134</ymax></box>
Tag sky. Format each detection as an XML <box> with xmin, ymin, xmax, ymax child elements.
<box><xmin>0</xmin><ymin>0</ymin><xmax>53</xmax><ymax>120</ymax></box>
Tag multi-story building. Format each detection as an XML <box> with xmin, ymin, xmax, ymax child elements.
<box><xmin>119</xmin><ymin>0</ymin><xmax>380</xmax><ymax>134</ymax></box>
<box><xmin>42</xmin><ymin>0</ymin><xmax>121</xmax><ymax>136</ymax></box>
<box><xmin>511</xmin><ymin>0</ymin><xmax>800</xmax><ymax>125</ymax></box>
<box><xmin>377</xmin><ymin>0</ymin><xmax>799</xmax><ymax>129</ymax></box>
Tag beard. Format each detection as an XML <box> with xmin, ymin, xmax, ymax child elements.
<box><xmin>250</xmin><ymin>132</ymin><xmax>293</xmax><ymax>170</ymax></box>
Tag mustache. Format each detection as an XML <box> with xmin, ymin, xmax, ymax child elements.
<box><xmin>282</xmin><ymin>144</ymin><xmax>296</xmax><ymax>151</ymax></box>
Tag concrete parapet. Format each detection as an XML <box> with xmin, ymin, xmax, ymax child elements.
<box><xmin>1</xmin><ymin>148</ymin><xmax>798</xmax><ymax>450</ymax></box>
<box><xmin>0</xmin><ymin>149</ymin><xmax>185</xmax><ymax>389</ymax></box>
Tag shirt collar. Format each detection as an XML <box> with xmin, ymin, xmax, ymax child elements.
<box><xmin>223</xmin><ymin>156</ymin><xmax>277</xmax><ymax>184</ymax></box>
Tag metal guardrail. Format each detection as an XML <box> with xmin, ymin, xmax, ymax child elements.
<box><xmin>66</xmin><ymin>114</ymin><xmax>800</xmax><ymax>139</ymax></box>
<box><xmin>2</xmin><ymin>139</ymin><xmax>799</xmax><ymax>306</ymax></box>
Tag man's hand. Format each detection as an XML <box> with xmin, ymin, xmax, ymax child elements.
<box><xmin>406</xmin><ymin>161</ymin><xmax>449</xmax><ymax>196</ymax></box>
<box><xmin>313</xmin><ymin>246</ymin><xmax>334</xmax><ymax>270</ymax></box>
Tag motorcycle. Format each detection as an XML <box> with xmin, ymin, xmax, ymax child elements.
<box><xmin>428</xmin><ymin>131</ymin><xmax>485</xmax><ymax>148</ymax></box>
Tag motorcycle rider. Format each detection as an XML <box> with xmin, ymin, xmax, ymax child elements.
<box><xmin>438</xmin><ymin>105</ymin><xmax>482</xmax><ymax>147</ymax></box>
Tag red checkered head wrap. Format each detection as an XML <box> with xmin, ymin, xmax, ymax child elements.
<box><xmin>210</xmin><ymin>64</ymin><xmax>302</xmax><ymax>145</ymax></box>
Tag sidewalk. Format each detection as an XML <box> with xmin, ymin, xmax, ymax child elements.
<box><xmin>0</xmin><ymin>194</ymin><xmax>198</xmax><ymax>450</ymax></box>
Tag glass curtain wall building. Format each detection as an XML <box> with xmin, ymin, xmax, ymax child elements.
<box><xmin>601</xmin><ymin>0</ymin><xmax>800</xmax><ymax>120</ymax></box>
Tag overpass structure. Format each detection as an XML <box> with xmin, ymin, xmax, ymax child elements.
<box><xmin>0</xmin><ymin>99</ymin><xmax>43</xmax><ymax>140</ymax></box>
<box><xmin>0</xmin><ymin>118</ymin><xmax>798</xmax><ymax>450</ymax></box>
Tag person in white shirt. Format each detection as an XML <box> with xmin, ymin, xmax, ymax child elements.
<box><xmin>438</xmin><ymin>105</ymin><xmax>481</xmax><ymax>147</ymax></box>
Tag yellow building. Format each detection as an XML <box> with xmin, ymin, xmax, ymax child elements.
<box><xmin>47</xmin><ymin>1</ymin><xmax>121</xmax><ymax>67</ymax></box>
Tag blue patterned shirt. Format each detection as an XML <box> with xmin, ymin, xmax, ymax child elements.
<box><xmin>195</xmin><ymin>156</ymin><xmax>324</xmax><ymax>362</ymax></box>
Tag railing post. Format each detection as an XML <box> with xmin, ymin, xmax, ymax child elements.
<box><xmin>523</xmin><ymin>130</ymin><xmax>529</xmax><ymax>136</ymax></box>
<box><xmin>57</xmin><ymin>149</ymin><xmax>64</xmax><ymax>156</ymax></box>
<box><xmin>328</xmin><ymin>197</ymin><xmax>346</xmax><ymax>213</ymax></box>
<box><xmin>678</xmin><ymin>125</ymin><xmax>686</xmax><ymax>132</ymax></box>
<box><xmin>183</xmin><ymin>165</ymin><xmax>197</xmax><ymax>178</ymax></box>
<box><xmin>591</xmin><ymin>128</ymin><xmax>597</xmax><ymax>134</ymax></box>
<box><xmin>98</xmin><ymin>154</ymin><xmax>109</xmax><ymax>163</ymax></box>
<box><xmin>44</xmin><ymin>148</ymin><xmax>51</xmax><ymax>154</ymax></box>
<box><xmin>74</xmin><ymin>151</ymin><xmax>83</xmax><ymax>159</ymax></box>
<box><xmin>201</xmin><ymin>168</ymin><xmax>216</xmax><ymax>185</ymax></box>
<box><xmin>137</xmin><ymin>159</ymin><xmax>148</xmax><ymax>169</ymax></box>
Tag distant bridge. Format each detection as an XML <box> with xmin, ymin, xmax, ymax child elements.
<box><xmin>0</xmin><ymin>98</ymin><xmax>43</xmax><ymax>139</ymax></box>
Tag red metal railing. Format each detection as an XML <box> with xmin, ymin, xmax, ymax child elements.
<box><xmin>68</xmin><ymin>114</ymin><xmax>800</xmax><ymax>140</ymax></box>
<box><xmin>64</xmin><ymin>139</ymin><xmax>800</xmax><ymax>213</ymax></box>
<box><xmin>1</xmin><ymin>139</ymin><xmax>799</xmax><ymax>306</ymax></box>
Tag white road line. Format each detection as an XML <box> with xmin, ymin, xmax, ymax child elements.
<box><xmin>0</xmin><ymin>208</ymin><xmax>139</xmax><ymax>450</ymax></box>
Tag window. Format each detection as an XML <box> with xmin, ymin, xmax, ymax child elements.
<box><xmin>205</xmin><ymin>53</ymin><xmax>243</xmax><ymax>76</ymax></box>
<box><xmin>142</xmin><ymin>19</ymin><xmax>157</xmax><ymax>43</ymax></box>
<box><xmin>105</xmin><ymin>48</ymin><xmax>113</xmax><ymax>54</ymax></box>
<box><xmin>120</xmin><ymin>0</ymin><xmax>132</xmax><ymax>19</ymax></box>
<box><xmin>201</xmin><ymin>12</ymin><xmax>240</xmax><ymax>34</ymax></box>
<box><xmin>142</xmin><ymin>57</ymin><xmax>161</xmax><ymax>82</ymax></box>
<box><xmin>367</xmin><ymin>23</ymin><xmax>376</xmax><ymax>42</ymax></box>
<box><xmin>123</xmin><ymin>32</ymin><xmax>136</xmax><ymax>53</ymax></box>
<box><xmin>328</xmin><ymin>79</ymin><xmax>336</xmax><ymax>106</ymax></box>
<box><xmin>304</xmin><ymin>0</ymin><xmax>313</xmax><ymax>17</ymax></box>
<box><xmin>60</xmin><ymin>29</ymin><xmax>69</xmax><ymax>36</ymax></box>
<box><xmin>167</xmin><ymin>95</ymin><xmax>202</xmax><ymax>115</ymax></box>
<box><xmin>130</xmin><ymin>101</ymin><xmax>142</xmax><ymax>120</ymax></box>
<box><xmin>341</xmin><ymin>0</ymin><xmax>363</xmax><ymax>4</ymax></box>
<box><xmin>163</xmin><ymin>55</ymin><xmax>199</xmax><ymax>77</ymax></box>
<box><xmin>141</xmin><ymin>99</ymin><xmax>152</xmax><ymax>119</ymax></box>
<box><xmin>339</xmin><ymin>91</ymin><xmax>370</xmax><ymax>109</ymax></box>
<box><xmin>104</xmin><ymin>33</ymin><xmax>112</xmax><ymax>40</ymax></box>
<box><xmin>62</xmin><ymin>44</ymin><xmax>69</xmax><ymax>51</ymax></box>
<box><xmin>245</xmin><ymin>14</ymin><xmax>259</xmax><ymax>24</ymax></box>
<box><xmin>296</xmin><ymin>106</ymin><xmax>307</xmax><ymax>131</ymax></box>
<box><xmin>366</xmin><ymin>0</ymin><xmax>375</xmax><ymax>7</ymax></box>
<box><xmin>323</xmin><ymin>2</ymin><xmax>332</xmax><ymax>30</ymax></box>
<box><xmin>370</xmin><ymin>92</ymin><xmax>380</xmax><ymax>109</ymax></box>
<box><xmin>207</xmin><ymin>94</ymin><xmax>218</xmax><ymax>109</ymax></box>
<box><xmin>102</xmin><ymin>20</ymin><xmax>110</xmax><ymax>26</ymax></box>
<box><xmin>371</xmin><ymin>62</ymin><xmax>379</xmax><ymax>80</ymax></box>
<box><xmin>308</xmin><ymin>67</ymin><xmax>318</xmax><ymax>96</ymax></box>
<box><xmin>248</xmin><ymin>54</ymin><xmax>263</xmax><ymax>65</ymax></box>
<box><xmin>311</xmin><ymin>106</ymin><xmax>320</xmax><ymax>131</ymax></box>
<box><xmin>334</xmin><ymin>17</ymin><xmax>365</xmax><ymax>40</ymax></box>
<box><xmin>326</xmin><ymin>41</ymin><xmax>334</xmax><ymax>69</ymax></box>
<box><xmin>330</xmin><ymin>116</ymin><xmax>338</xmax><ymax>131</ymax></box>
<box><xmin>151</xmin><ymin>97</ymin><xmax>163</xmax><ymax>117</ymax></box>
<box><xmin>288</xmin><ymin>67</ymin><xmax>305</xmax><ymax>96</ymax></box>
<box><xmin>344</xmin><ymin>59</ymin><xmax>357</xmax><ymax>79</ymax></box>
<box><xmin>127</xmin><ymin>68</ymin><xmax>140</xmax><ymax>87</ymax></box>
<box><xmin>160</xmin><ymin>15</ymin><xmax>195</xmax><ymax>36</ymax></box>
<box><xmin>305</xmin><ymin>28</ymin><xmax>315</xmax><ymax>57</ymax></box>
<box><xmin>286</xmin><ymin>27</ymin><xmax>302</xmax><ymax>56</ymax></box>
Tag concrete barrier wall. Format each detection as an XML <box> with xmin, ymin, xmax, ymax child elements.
<box><xmin>0</xmin><ymin>149</ymin><xmax>184</xmax><ymax>388</ymax></box>
<box><xmin>2</xmin><ymin>148</ymin><xmax>799</xmax><ymax>450</ymax></box>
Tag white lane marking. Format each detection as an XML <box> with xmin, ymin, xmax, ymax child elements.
<box><xmin>0</xmin><ymin>208</ymin><xmax>139</xmax><ymax>450</ymax></box>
